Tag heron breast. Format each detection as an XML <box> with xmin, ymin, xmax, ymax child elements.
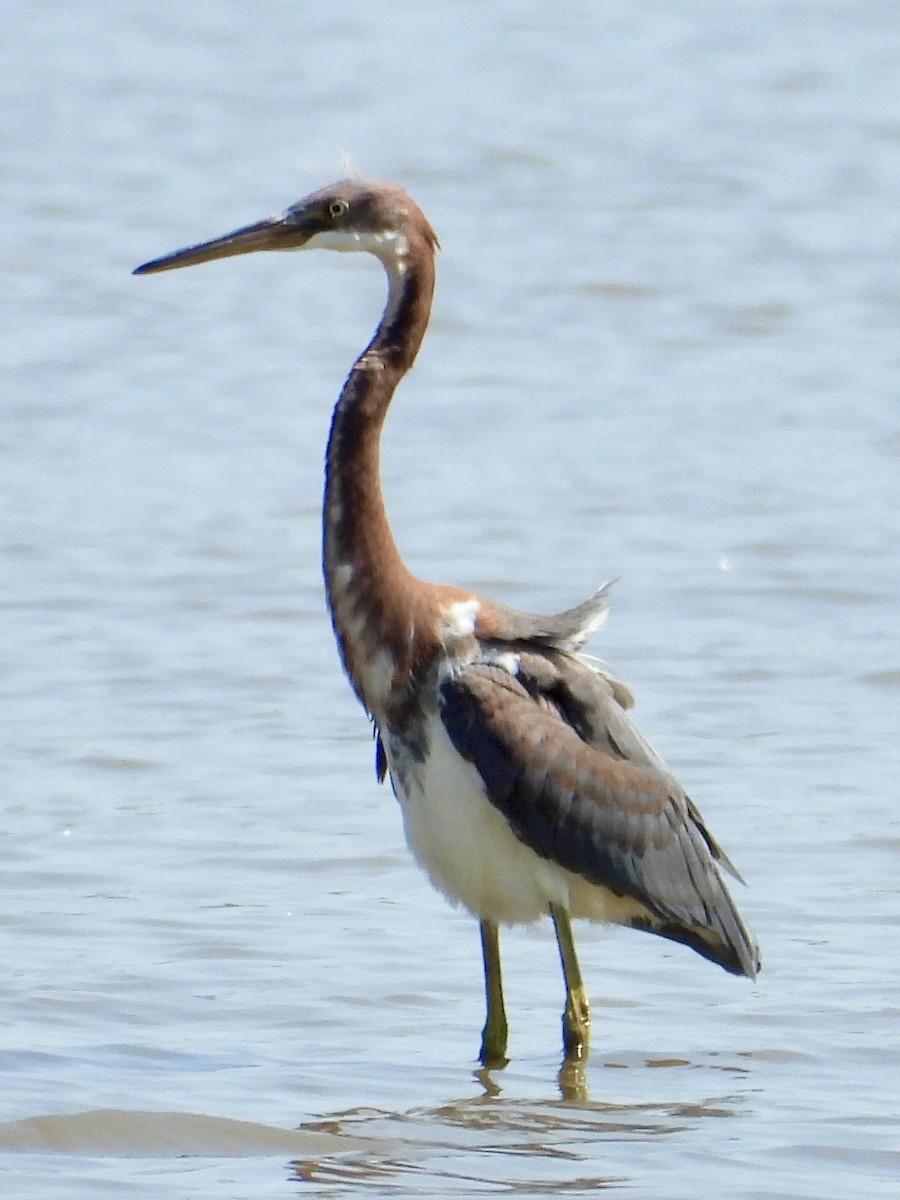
<box><xmin>386</xmin><ymin>713</ymin><xmax>571</xmax><ymax>924</ymax></box>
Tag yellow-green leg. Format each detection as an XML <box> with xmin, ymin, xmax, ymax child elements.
<box><xmin>549</xmin><ymin>903</ymin><xmax>591</xmax><ymax>1061</ymax></box>
<box><xmin>478</xmin><ymin>919</ymin><xmax>509</xmax><ymax>1067</ymax></box>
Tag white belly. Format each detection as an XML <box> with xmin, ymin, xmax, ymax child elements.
<box><xmin>386</xmin><ymin>712</ymin><xmax>642</xmax><ymax>928</ymax></box>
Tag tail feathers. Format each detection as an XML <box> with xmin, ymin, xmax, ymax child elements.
<box><xmin>633</xmin><ymin>891</ymin><xmax>760</xmax><ymax>979</ymax></box>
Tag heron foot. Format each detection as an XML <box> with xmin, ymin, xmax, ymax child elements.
<box><xmin>479</xmin><ymin>1012</ymin><xmax>509</xmax><ymax>1069</ymax></box>
<box><xmin>561</xmin><ymin>982</ymin><xmax>591</xmax><ymax>1061</ymax></box>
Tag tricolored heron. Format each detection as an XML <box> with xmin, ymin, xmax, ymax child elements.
<box><xmin>135</xmin><ymin>179</ymin><xmax>759</xmax><ymax>1068</ymax></box>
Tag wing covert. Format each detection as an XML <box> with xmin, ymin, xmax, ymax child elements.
<box><xmin>439</xmin><ymin>661</ymin><xmax>758</xmax><ymax>977</ymax></box>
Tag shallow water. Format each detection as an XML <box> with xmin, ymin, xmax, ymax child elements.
<box><xmin>3</xmin><ymin>1</ymin><xmax>900</xmax><ymax>1197</ymax></box>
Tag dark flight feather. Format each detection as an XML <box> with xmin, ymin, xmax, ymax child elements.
<box><xmin>440</xmin><ymin>657</ymin><xmax>759</xmax><ymax>977</ymax></box>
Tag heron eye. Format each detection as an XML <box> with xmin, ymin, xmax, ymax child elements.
<box><xmin>329</xmin><ymin>199</ymin><xmax>349</xmax><ymax>219</ymax></box>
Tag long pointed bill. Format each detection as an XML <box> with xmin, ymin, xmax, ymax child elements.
<box><xmin>133</xmin><ymin>211</ymin><xmax>315</xmax><ymax>276</ymax></box>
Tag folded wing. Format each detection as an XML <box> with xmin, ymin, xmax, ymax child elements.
<box><xmin>439</xmin><ymin>656</ymin><xmax>759</xmax><ymax>977</ymax></box>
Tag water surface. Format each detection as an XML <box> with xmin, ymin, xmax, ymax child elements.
<box><xmin>2</xmin><ymin>2</ymin><xmax>899</xmax><ymax>1197</ymax></box>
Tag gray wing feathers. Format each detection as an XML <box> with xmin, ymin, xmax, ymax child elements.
<box><xmin>439</xmin><ymin>659</ymin><xmax>759</xmax><ymax>977</ymax></box>
<box><xmin>552</xmin><ymin>657</ymin><xmax>747</xmax><ymax>883</ymax></box>
<box><xmin>483</xmin><ymin>584</ymin><xmax>613</xmax><ymax>650</ymax></box>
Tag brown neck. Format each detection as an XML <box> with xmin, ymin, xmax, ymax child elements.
<box><xmin>322</xmin><ymin>237</ymin><xmax>436</xmax><ymax>703</ymax></box>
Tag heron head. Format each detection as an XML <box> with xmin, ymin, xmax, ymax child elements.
<box><xmin>133</xmin><ymin>179</ymin><xmax>438</xmax><ymax>276</ymax></box>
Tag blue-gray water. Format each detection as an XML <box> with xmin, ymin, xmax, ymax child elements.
<box><xmin>2</xmin><ymin>2</ymin><xmax>899</xmax><ymax>1197</ymax></box>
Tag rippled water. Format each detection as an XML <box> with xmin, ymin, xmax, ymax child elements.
<box><xmin>3</xmin><ymin>1</ymin><xmax>900</xmax><ymax>1197</ymax></box>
